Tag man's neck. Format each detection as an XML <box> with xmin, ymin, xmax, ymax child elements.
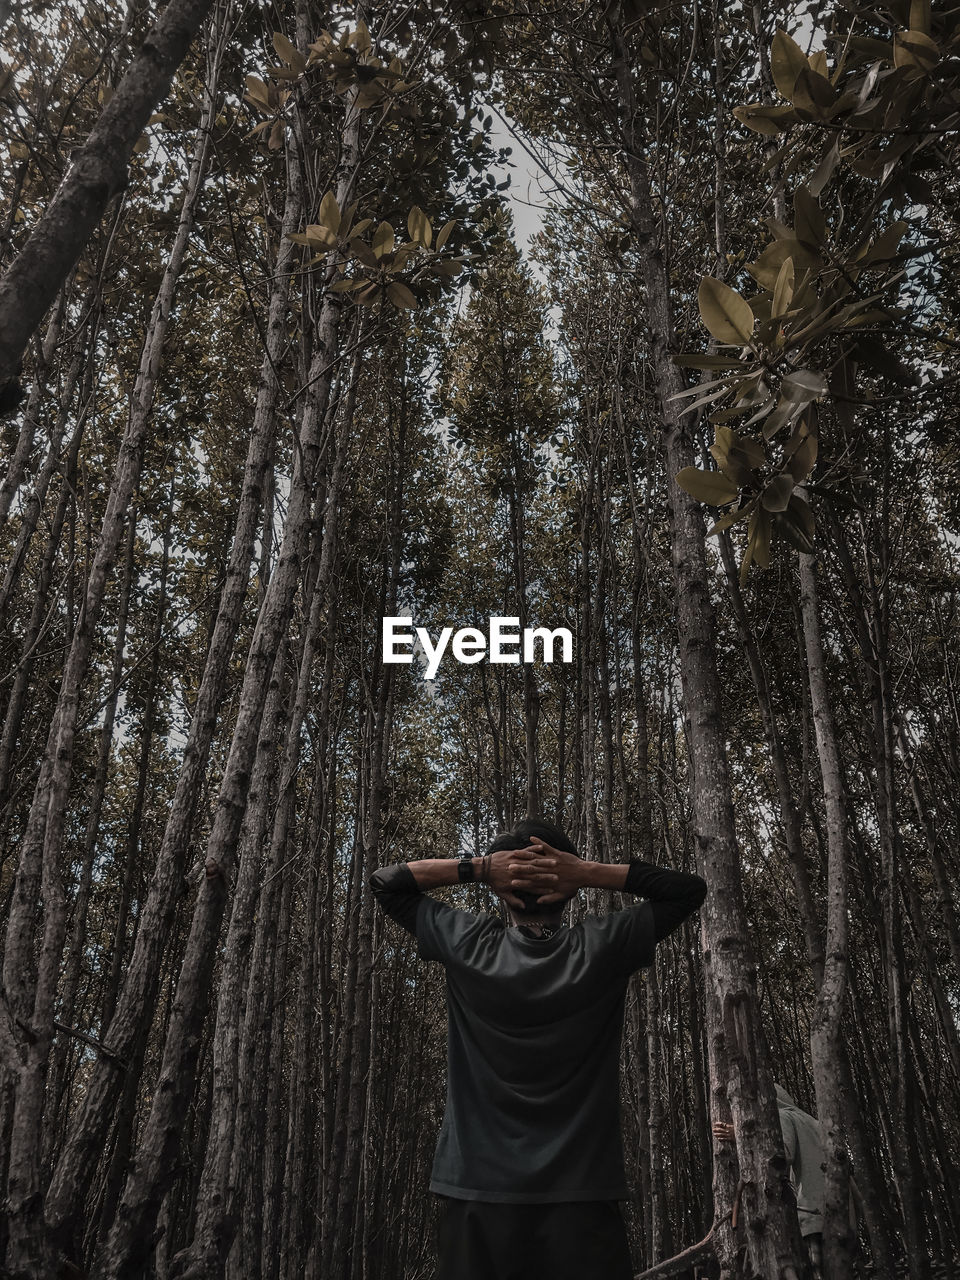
<box><xmin>509</xmin><ymin>917</ymin><xmax>564</xmax><ymax>937</ymax></box>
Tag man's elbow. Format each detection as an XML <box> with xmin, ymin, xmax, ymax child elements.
<box><xmin>693</xmin><ymin>875</ymin><xmax>708</xmax><ymax>907</ymax></box>
<box><xmin>368</xmin><ymin>862</ymin><xmax>417</xmax><ymax>897</ymax></box>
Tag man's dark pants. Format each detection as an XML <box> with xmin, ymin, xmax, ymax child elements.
<box><xmin>434</xmin><ymin>1195</ymin><xmax>633</xmax><ymax>1280</ymax></box>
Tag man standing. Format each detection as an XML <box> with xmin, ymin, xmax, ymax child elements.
<box><xmin>712</xmin><ymin>1083</ymin><xmax>860</xmax><ymax>1280</ymax></box>
<box><xmin>369</xmin><ymin>817</ymin><xmax>708</xmax><ymax>1280</ymax></box>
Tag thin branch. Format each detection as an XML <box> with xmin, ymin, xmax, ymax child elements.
<box><xmin>52</xmin><ymin>1020</ymin><xmax>128</xmax><ymax>1069</ymax></box>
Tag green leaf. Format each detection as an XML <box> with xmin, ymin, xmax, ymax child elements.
<box><xmin>288</xmin><ymin>225</ymin><xmax>337</xmax><ymax>248</ymax></box>
<box><xmin>762</xmin><ymin>397</ymin><xmax>802</xmax><ymax>440</ymax></box>
<box><xmin>742</xmin><ymin>396</ymin><xmax>776</xmax><ymax>428</ymax></box>
<box><xmin>675</xmin><ymin>386</ymin><xmax>735</xmax><ymax>418</ymax></box>
<box><xmin>668</xmin><ymin>380</ymin><xmax>736</xmax><ymax>402</ymax></box>
<box><xmin>910</xmin><ymin>0</ymin><xmax>931</xmax><ymax>35</ymax></box>
<box><xmin>711</xmin><ymin>425</ymin><xmax>766</xmax><ymax>472</ymax></box>
<box><xmin>893</xmin><ymin>30</ymin><xmax>940</xmax><ymax>74</ymax></box>
<box><xmin>698</xmin><ymin>277</ymin><xmax>755</xmax><ymax>344</ymax></box>
<box><xmin>710</xmin><ymin>424</ymin><xmax>736</xmax><ymax>466</ymax></box>
<box><xmin>244</xmin><ymin>75</ymin><xmax>272</xmax><ymax>110</ymax></box>
<box><xmin>846</xmin><ymin>36</ymin><xmax>894</xmax><ymax>60</ymax></box>
<box><xmin>732</xmin><ymin>103</ymin><xmax>798</xmax><ymax>136</ymax></box>
<box><xmin>348</xmin><ymin>240</ymin><xmax>379</xmax><ymax>268</ymax></box>
<box><xmin>273</xmin><ymin>32</ymin><xmax>307</xmax><ymax>73</ymax></box>
<box><xmin>675</xmin><ymin>467</ymin><xmax>739</xmax><ymax>506</ymax></box>
<box><xmin>747</xmin><ymin>238</ymin><xmax>821</xmax><ymax>290</ymax></box>
<box><xmin>734</xmin><ymin>433</ymin><xmax>766</xmax><ymax>469</ymax></box>
<box><xmin>707</xmin><ymin>502</ymin><xmax>754</xmax><ymax>536</ymax></box>
<box><xmin>747</xmin><ymin>505</ymin><xmax>773</xmax><ymax>568</ymax></box>
<box><xmin>407</xmin><ymin>206</ymin><xmax>432</xmax><ymax>247</ymax></box>
<box><xmin>776</xmin><ymin>494</ymin><xmax>816</xmax><ymax>552</ymax></box>
<box><xmin>808</xmin><ymin>140</ymin><xmax>841</xmax><ymax>198</ymax></box>
<box><xmin>318</xmin><ymin>191</ymin><xmax>341</xmax><ymax>235</ymax></box>
<box><xmin>793</xmin><ymin>187</ymin><xmax>825</xmax><ymax>247</ymax></box>
<box><xmin>911</xmin><ymin>0</ymin><xmax>931</xmax><ymax>33</ymax></box>
<box><xmin>338</xmin><ymin>200</ymin><xmax>359</xmax><ymax>235</ymax></box>
<box><xmin>782</xmin><ymin>369</ymin><xmax>827</xmax><ymax>402</ymax></box>
<box><xmin>387</xmin><ymin>281</ymin><xmax>418</xmax><ymax>308</ymax></box>
<box><xmin>738</xmin><ymin>506</ymin><xmax>772</xmax><ymax>584</ymax></box>
<box><xmin>750</xmin><ymin>292</ymin><xmax>773</xmax><ymax>324</ymax></box>
<box><xmin>435</xmin><ymin>219</ymin><xmax>457</xmax><ymax>249</ymax></box>
<box><xmin>739</xmin><ymin>541</ymin><xmax>756</xmax><ymax>586</ymax></box>
<box><xmin>771</xmin><ymin>29</ymin><xmax>809</xmax><ymax>100</ymax></box>
<box><xmin>372</xmin><ymin>222</ymin><xmax>395</xmax><ymax>258</ymax></box>
<box><xmin>864</xmin><ymin>220</ymin><xmax>908</xmax><ymax>265</ymax></box>
<box><xmin>431</xmin><ymin>259</ymin><xmax>465</xmax><ymax>278</ymax></box>
<box><xmin>349</xmin><ymin>19</ymin><xmax>372</xmax><ymax>54</ymax></box>
<box><xmin>788</xmin><ymin>434</ymin><xmax>818</xmax><ymax>481</ymax></box>
<box><xmin>792</xmin><ymin>67</ymin><xmax>837</xmax><ymax>116</ymax></box>
<box><xmin>761</xmin><ymin>473</ymin><xmax>795</xmax><ymax>512</ymax></box>
<box><xmin>772</xmin><ymin>258</ymin><xmax>795</xmax><ymax>319</ymax></box>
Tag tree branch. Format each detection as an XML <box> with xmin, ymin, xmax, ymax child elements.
<box><xmin>633</xmin><ymin>1208</ymin><xmax>732</xmax><ymax>1280</ymax></box>
<box><xmin>53</xmin><ymin>1020</ymin><xmax>127</xmax><ymax>1069</ymax></box>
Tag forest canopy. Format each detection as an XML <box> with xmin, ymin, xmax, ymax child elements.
<box><xmin>0</xmin><ymin>1</ymin><xmax>958</xmax><ymax>1278</ymax></box>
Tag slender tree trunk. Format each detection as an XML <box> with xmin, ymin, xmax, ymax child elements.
<box><xmin>718</xmin><ymin>533</ymin><xmax>824</xmax><ymax>986</ymax></box>
<box><xmin>174</xmin><ymin>340</ymin><xmax>356</xmax><ymax>1277</ymax></box>
<box><xmin>604</xmin><ymin>8</ymin><xmax>807</xmax><ymax>1275</ymax></box>
<box><xmin>45</xmin><ymin>56</ymin><xmax>302</xmax><ymax>1253</ymax></box>
<box><xmin>168</xmin><ymin>637</ymin><xmax>288</xmax><ymax>1279</ymax></box>
<box><xmin>0</xmin><ymin>327</ymin><xmax>90</xmax><ymax>622</ymax></box>
<box><xmin>100</xmin><ymin>473</ymin><xmax>175</xmax><ymax>1036</ymax></box>
<box><xmin>42</xmin><ymin>502</ymin><xmax>137</xmax><ymax>1171</ymax></box>
<box><xmin>0</xmin><ymin>285</ymin><xmax>69</xmax><ymax>523</ymax></box>
<box><xmin>97</xmin><ymin>87</ymin><xmax>363</xmax><ymax>1278</ymax></box>
<box><xmin>0</xmin><ymin>402</ymin><xmax>88</xmax><ymax>816</ymax></box>
<box><xmin>797</xmin><ymin>549</ymin><xmax>853</xmax><ymax>1276</ymax></box>
<box><xmin>0</xmin><ymin>46</ymin><xmax>221</xmax><ymax>1270</ymax></box>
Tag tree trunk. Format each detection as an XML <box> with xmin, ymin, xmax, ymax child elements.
<box><xmin>604</xmin><ymin>8</ymin><xmax>807</xmax><ymax>1275</ymax></box>
<box><xmin>1</xmin><ymin>48</ymin><xmax>221</xmax><ymax>1270</ymax></box>
<box><xmin>97</xmin><ymin>88</ymin><xmax>363</xmax><ymax>1279</ymax></box>
<box><xmin>45</xmin><ymin>53</ymin><xmax>302</xmax><ymax>1253</ymax></box>
<box><xmin>0</xmin><ymin>0</ymin><xmax>223</xmax><ymax>391</ymax></box>
<box><xmin>797</xmin><ymin>549</ymin><xmax>854</xmax><ymax>1277</ymax></box>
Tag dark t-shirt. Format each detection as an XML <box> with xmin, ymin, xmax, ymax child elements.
<box><xmin>370</xmin><ymin>859</ymin><xmax>706</xmax><ymax>1204</ymax></box>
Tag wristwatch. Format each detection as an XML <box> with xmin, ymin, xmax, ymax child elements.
<box><xmin>457</xmin><ymin>854</ymin><xmax>476</xmax><ymax>883</ymax></box>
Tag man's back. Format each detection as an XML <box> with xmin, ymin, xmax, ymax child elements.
<box><xmin>415</xmin><ymin>900</ymin><xmax>657</xmax><ymax>1202</ymax></box>
<box><xmin>369</xmin><ymin>833</ymin><xmax>707</xmax><ymax>1280</ymax></box>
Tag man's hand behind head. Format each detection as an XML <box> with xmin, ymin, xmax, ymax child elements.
<box><xmin>521</xmin><ymin>838</ymin><xmax>585</xmax><ymax>905</ymax></box>
<box><xmin>485</xmin><ymin>845</ymin><xmax>560</xmax><ymax>911</ymax></box>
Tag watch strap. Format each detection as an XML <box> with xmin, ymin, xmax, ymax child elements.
<box><xmin>457</xmin><ymin>855</ymin><xmax>475</xmax><ymax>883</ymax></box>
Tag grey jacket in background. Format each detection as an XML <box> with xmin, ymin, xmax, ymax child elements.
<box><xmin>776</xmin><ymin>1084</ymin><xmax>858</xmax><ymax>1238</ymax></box>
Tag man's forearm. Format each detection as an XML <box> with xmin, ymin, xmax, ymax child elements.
<box><xmin>580</xmin><ymin>861</ymin><xmax>630</xmax><ymax>891</ymax></box>
<box><xmin>405</xmin><ymin>857</ymin><xmax>487</xmax><ymax>889</ymax></box>
<box><xmin>582</xmin><ymin>857</ymin><xmax>708</xmax><ymax>941</ymax></box>
<box><xmin>583</xmin><ymin>857</ymin><xmax>706</xmax><ymax>901</ymax></box>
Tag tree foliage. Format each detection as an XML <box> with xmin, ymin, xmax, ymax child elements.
<box><xmin>0</xmin><ymin>1</ymin><xmax>958</xmax><ymax>1277</ymax></box>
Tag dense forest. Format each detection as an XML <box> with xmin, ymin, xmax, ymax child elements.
<box><xmin>1</xmin><ymin>0</ymin><xmax>959</xmax><ymax>1277</ymax></box>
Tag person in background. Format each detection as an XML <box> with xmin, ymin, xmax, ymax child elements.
<box><xmin>712</xmin><ymin>1082</ymin><xmax>859</xmax><ymax>1279</ymax></box>
<box><xmin>369</xmin><ymin>816</ymin><xmax>708</xmax><ymax>1280</ymax></box>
